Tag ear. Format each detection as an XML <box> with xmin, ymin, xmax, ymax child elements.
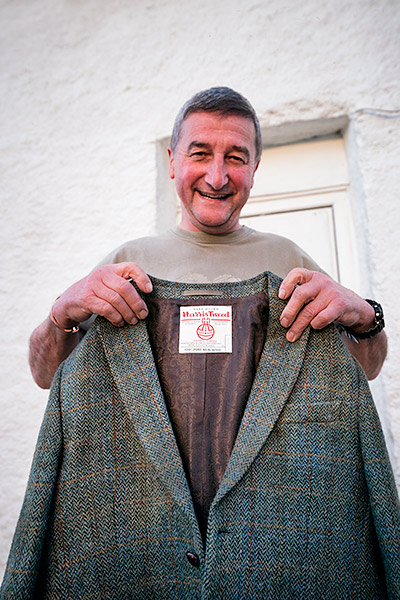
<box><xmin>167</xmin><ymin>147</ymin><xmax>175</xmax><ymax>180</ymax></box>
<box><xmin>250</xmin><ymin>159</ymin><xmax>260</xmax><ymax>189</ymax></box>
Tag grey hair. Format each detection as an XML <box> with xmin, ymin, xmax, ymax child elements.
<box><xmin>170</xmin><ymin>87</ymin><xmax>262</xmax><ymax>163</ymax></box>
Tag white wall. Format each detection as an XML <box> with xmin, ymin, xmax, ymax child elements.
<box><xmin>1</xmin><ymin>0</ymin><xmax>399</xmax><ymax>578</ymax></box>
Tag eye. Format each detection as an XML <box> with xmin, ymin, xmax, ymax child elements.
<box><xmin>228</xmin><ymin>155</ymin><xmax>246</xmax><ymax>164</ymax></box>
<box><xmin>190</xmin><ymin>151</ymin><xmax>207</xmax><ymax>160</ymax></box>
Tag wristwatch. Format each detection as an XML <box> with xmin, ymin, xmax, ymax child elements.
<box><xmin>337</xmin><ymin>299</ymin><xmax>385</xmax><ymax>344</ymax></box>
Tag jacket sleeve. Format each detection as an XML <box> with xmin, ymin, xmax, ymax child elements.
<box><xmin>357</xmin><ymin>369</ymin><xmax>400</xmax><ymax>599</ymax></box>
<box><xmin>0</xmin><ymin>366</ymin><xmax>63</xmax><ymax>600</ymax></box>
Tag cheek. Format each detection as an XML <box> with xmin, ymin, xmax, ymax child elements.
<box><xmin>233</xmin><ymin>171</ymin><xmax>254</xmax><ymax>195</ymax></box>
<box><xmin>176</xmin><ymin>165</ymin><xmax>200</xmax><ymax>187</ymax></box>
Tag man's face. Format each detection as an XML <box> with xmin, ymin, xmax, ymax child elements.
<box><xmin>168</xmin><ymin>112</ymin><xmax>259</xmax><ymax>234</ymax></box>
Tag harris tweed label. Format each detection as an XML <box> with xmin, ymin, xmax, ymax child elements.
<box><xmin>179</xmin><ymin>305</ymin><xmax>232</xmax><ymax>353</ymax></box>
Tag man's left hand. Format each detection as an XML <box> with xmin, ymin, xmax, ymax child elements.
<box><xmin>278</xmin><ymin>268</ymin><xmax>375</xmax><ymax>342</ymax></box>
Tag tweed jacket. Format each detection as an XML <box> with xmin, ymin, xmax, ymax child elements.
<box><xmin>2</xmin><ymin>272</ymin><xmax>400</xmax><ymax>599</ymax></box>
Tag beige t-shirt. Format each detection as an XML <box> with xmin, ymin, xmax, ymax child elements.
<box><xmin>99</xmin><ymin>226</ymin><xmax>321</xmax><ymax>283</ymax></box>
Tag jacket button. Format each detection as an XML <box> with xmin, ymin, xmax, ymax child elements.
<box><xmin>186</xmin><ymin>551</ymin><xmax>200</xmax><ymax>568</ymax></box>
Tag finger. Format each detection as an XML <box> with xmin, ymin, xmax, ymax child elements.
<box><xmin>113</xmin><ymin>262</ymin><xmax>153</xmax><ymax>294</ymax></box>
<box><xmin>280</xmin><ymin>282</ymin><xmax>318</xmax><ymax>328</ymax></box>
<box><xmin>285</xmin><ymin>295</ymin><xmax>350</xmax><ymax>342</ymax></box>
<box><xmin>310</xmin><ymin>304</ymin><xmax>347</xmax><ymax>330</ymax></box>
<box><xmin>284</xmin><ymin>299</ymin><xmax>324</xmax><ymax>342</ymax></box>
<box><xmin>87</xmin><ymin>295</ymin><xmax>138</xmax><ymax>327</ymax></box>
<box><xmin>96</xmin><ymin>272</ymin><xmax>149</xmax><ymax>322</ymax></box>
<box><xmin>279</xmin><ymin>268</ymin><xmax>312</xmax><ymax>299</ymax></box>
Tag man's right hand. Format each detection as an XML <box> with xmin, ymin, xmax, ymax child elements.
<box><xmin>51</xmin><ymin>262</ymin><xmax>153</xmax><ymax>329</ymax></box>
<box><xmin>29</xmin><ymin>262</ymin><xmax>153</xmax><ymax>389</ymax></box>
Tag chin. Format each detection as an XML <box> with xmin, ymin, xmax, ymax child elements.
<box><xmin>196</xmin><ymin>221</ymin><xmax>238</xmax><ymax>234</ymax></box>
<box><xmin>194</xmin><ymin>213</ymin><xmax>233</xmax><ymax>228</ymax></box>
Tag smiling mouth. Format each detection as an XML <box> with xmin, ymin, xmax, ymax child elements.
<box><xmin>197</xmin><ymin>190</ymin><xmax>232</xmax><ymax>200</ymax></box>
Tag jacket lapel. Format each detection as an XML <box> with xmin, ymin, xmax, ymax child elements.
<box><xmin>97</xmin><ymin>317</ymin><xmax>200</xmax><ymax>535</ymax></box>
<box><xmin>214</xmin><ymin>275</ymin><xmax>311</xmax><ymax>504</ymax></box>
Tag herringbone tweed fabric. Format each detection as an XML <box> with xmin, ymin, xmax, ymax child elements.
<box><xmin>1</xmin><ymin>272</ymin><xmax>399</xmax><ymax>599</ymax></box>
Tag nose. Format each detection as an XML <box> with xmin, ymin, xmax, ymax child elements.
<box><xmin>204</xmin><ymin>157</ymin><xmax>229</xmax><ymax>190</ymax></box>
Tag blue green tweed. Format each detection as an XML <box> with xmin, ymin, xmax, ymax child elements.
<box><xmin>1</xmin><ymin>272</ymin><xmax>399</xmax><ymax>599</ymax></box>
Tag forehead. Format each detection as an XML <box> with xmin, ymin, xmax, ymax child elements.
<box><xmin>178</xmin><ymin>112</ymin><xmax>257</xmax><ymax>156</ymax></box>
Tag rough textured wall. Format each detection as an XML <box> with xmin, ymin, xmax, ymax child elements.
<box><xmin>1</xmin><ymin>0</ymin><xmax>399</xmax><ymax>578</ymax></box>
<box><xmin>353</xmin><ymin>112</ymin><xmax>400</xmax><ymax>471</ymax></box>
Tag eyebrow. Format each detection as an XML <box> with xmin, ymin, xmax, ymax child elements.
<box><xmin>187</xmin><ymin>141</ymin><xmax>212</xmax><ymax>153</ymax></box>
<box><xmin>187</xmin><ymin>141</ymin><xmax>250</xmax><ymax>161</ymax></box>
<box><xmin>230</xmin><ymin>145</ymin><xmax>250</xmax><ymax>161</ymax></box>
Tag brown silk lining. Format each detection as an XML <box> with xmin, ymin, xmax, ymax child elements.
<box><xmin>146</xmin><ymin>292</ymin><xmax>269</xmax><ymax>541</ymax></box>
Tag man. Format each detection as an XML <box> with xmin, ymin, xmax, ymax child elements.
<box><xmin>4</xmin><ymin>88</ymin><xmax>398</xmax><ymax>599</ymax></box>
<box><xmin>29</xmin><ymin>86</ymin><xmax>387</xmax><ymax>388</ymax></box>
